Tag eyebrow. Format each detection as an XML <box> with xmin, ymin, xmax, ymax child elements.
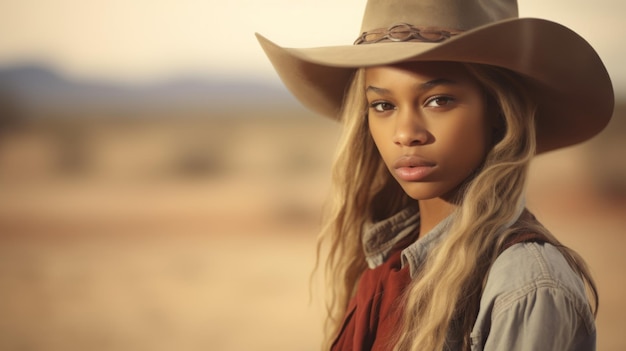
<box><xmin>366</xmin><ymin>78</ymin><xmax>458</xmax><ymax>95</ymax></box>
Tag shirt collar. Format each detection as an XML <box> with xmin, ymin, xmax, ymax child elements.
<box><xmin>362</xmin><ymin>205</ymin><xmax>420</xmax><ymax>268</ymax></box>
<box><xmin>362</xmin><ymin>205</ymin><xmax>453</xmax><ymax>277</ymax></box>
<box><xmin>362</xmin><ymin>197</ymin><xmax>526</xmax><ymax>278</ymax></box>
<box><xmin>400</xmin><ymin>214</ymin><xmax>454</xmax><ymax>277</ymax></box>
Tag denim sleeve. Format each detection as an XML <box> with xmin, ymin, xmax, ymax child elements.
<box><xmin>470</xmin><ymin>243</ymin><xmax>596</xmax><ymax>351</ymax></box>
<box><xmin>482</xmin><ymin>284</ymin><xmax>595</xmax><ymax>351</ymax></box>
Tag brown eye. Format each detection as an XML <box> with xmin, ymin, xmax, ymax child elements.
<box><xmin>370</xmin><ymin>101</ymin><xmax>396</xmax><ymax>112</ymax></box>
<box><xmin>425</xmin><ymin>96</ymin><xmax>455</xmax><ymax>107</ymax></box>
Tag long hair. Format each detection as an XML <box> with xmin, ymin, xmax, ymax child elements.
<box><xmin>316</xmin><ymin>68</ymin><xmax>412</xmax><ymax>349</ymax></box>
<box><xmin>316</xmin><ymin>63</ymin><xmax>598</xmax><ymax>350</ymax></box>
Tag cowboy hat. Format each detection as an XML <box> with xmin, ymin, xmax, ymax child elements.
<box><xmin>256</xmin><ymin>0</ymin><xmax>614</xmax><ymax>153</ymax></box>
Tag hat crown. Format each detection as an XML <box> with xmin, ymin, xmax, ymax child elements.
<box><xmin>360</xmin><ymin>0</ymin><xmax>518</xmax><ymax>32</ymax></box>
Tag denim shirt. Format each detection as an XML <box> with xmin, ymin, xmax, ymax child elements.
<box><xmin>362</xmin><ymin>206</ymin><xmax>596</xmax><ymax>351</ymax></box>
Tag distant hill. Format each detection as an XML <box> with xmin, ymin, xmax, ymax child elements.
<box><xmin>0</xmin><ymin>64</ymin><xmax>302</xmax><ymax>119</ymax></box>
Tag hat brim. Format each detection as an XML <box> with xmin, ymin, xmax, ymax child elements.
<box><xmin>257</xmin><ymin>17</ymin><xmax>613</xmax><ymax>153</ymax></box>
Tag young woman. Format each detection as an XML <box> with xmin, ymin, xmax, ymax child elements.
<box><xmin>257</xmin><ymin>0</ymin><xmax>614</xmax><ymax>350</ymax></box>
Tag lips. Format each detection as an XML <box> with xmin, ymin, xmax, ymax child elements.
<box><xmin>392</xmin><ymin>155</ymin><xmax>436</xmax><ymax>182</ymax></box>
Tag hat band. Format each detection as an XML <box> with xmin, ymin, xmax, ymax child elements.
<box><xmin>354</xmin><ymin>23</ymin><xmax>463</xmax><ymax>45</ymax></box>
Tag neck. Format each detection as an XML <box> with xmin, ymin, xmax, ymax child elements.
<box><xmin>418</xmin><ymin>198</ymin><xmax>457</xmax><ymax>237</ymax></box>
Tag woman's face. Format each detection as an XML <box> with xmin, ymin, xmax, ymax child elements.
<box><xmin>365</xmin><ymin>62</ymin><xmax>493</xmax><ymax>201</ymax></box>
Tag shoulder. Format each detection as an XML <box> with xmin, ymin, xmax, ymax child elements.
<box><xmin>470</xmin><ymin>242</ymin><xmax>596</xmax><ymax>350</ymax></box>
<box><xmin>487</xmin><ymin>243</ymin><xmax>589</xmax><ymax>305</ymax></box>
<box><xmin>489</xmin><ymin>242</ymin><xmax>584</xmax><ymax>291</ymax></box>
<box><xmin>484</xmin><ymin>242</ymin><xmax>593</xmax><ymax>326</ymax></box>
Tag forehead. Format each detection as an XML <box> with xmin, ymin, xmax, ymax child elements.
<box><xmin>364</xmin><ymin>61</ymin><xmax>473</xmax><ymax>85</ymax></box>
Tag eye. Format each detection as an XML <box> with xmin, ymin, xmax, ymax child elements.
<box><xmin>370</xmin><ymin>101</ymin><xmax>396</xmax><ymax>112</ymax></box>
<box><xmin>425</xmin><ymin>96</ymin><xmax>455</xmax><ymax>108</ymax></box>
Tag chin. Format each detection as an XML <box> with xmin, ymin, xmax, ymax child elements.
<box><xmin>398</xmin><ymin>182</ymin><xmax>461</xmax><ymax>202</ymax></box>
<box><xmin>399</xmin><ymin>183</ymin><xmax>442</xmax><ymax>201</ymax></box>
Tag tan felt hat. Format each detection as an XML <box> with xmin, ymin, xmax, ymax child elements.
<box><xmin>257</xmin><ymin>0</ymin><xmax>614</xmax><ymax>153</ymax></box>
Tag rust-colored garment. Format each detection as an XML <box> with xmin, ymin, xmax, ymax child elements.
<box><xmin>331</xmin><ymin>247</ymin><xmax>411</xmax><ymax>351</ymax></box>
<box><xmin>330</xmin><ymin>230</ymin><xmax>547</xmax><ymax>351</ymax></box>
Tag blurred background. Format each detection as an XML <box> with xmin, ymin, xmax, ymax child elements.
<box><xmin>0</xmin><ymin>0</ymin><xmax>625</xmax><ymax>350</ymax></box>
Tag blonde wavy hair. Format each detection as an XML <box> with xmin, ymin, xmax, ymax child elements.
<box><xmin>316</xmin><ymin>63</ymin><xmax>598</xmax><ymax>350</ymax></box>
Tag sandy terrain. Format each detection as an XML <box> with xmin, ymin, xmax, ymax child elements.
<box><xmin>0</xmin><ymin>116</ymin><xmax>624</xmax><ymax>350</ymax></box>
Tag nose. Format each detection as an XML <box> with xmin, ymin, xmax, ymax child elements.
<box><xmin>393</xmin><ymin>109</ymin><xmax>430</xmax><ymax>146</ymax></box>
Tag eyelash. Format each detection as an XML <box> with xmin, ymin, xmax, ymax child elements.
<box><xmin>425</xmin><ymin>95</ymin><xmax>455</xmax><ymax>107</ymax></box>
<box><xmin>368</xmin><ymin>95</ymin><xmax>456</xmax><ymax>113</ymax></box>
<box><xmin>369</xmin><ymin>101</ymin><xmax>396</xmax><ymax>112</ymax></box>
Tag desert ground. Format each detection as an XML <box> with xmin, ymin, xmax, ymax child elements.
<box><xmin>0</xmin><ymin>114</ymin><xmax>624</xmax><ymax>350</ymax></box>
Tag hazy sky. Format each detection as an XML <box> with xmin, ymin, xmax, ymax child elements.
<box><xmin>1</xmin><ymin>0</ymin><xmax>625</xmax><ymax>92</ymax></box>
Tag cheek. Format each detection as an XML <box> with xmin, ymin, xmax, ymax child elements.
<box><xmin>368</xmin><ymin>118</ymin><xmax>388</xmax><ymax>153</ymax></box>
<box><xmin>440</xmin><ymin>115</ymin><xmax>491</xmax><ymax>167</ymax></box>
